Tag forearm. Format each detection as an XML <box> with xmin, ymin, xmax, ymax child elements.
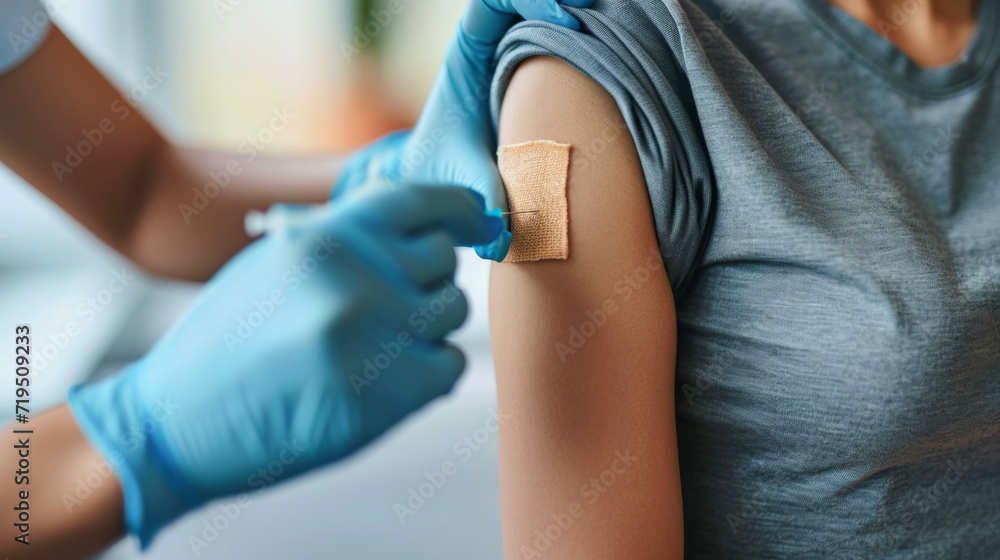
<box><xmin>0</xmin><ymin>26</ymin><xmax>346</xmax><ymax>281</ymax></box>
<box><xmin>1</xmin><ymin>405</ymin><xmax>124</xmax><ymax>559</ymax></box>
<box><xmin>128</xmin><ymin>145</ymin><xmax>345</xmax><ymax>280</ymax></box>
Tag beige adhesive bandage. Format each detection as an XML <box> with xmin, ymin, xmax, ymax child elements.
<box><xmin>498</xmin><ymin>140</ymin><xmax>571</xmax><ymax>262</ymax></box>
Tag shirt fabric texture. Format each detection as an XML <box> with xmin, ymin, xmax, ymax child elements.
<box><xmin>490</xmin><ymin>0</ymin><xmax>1000</xmax><ymax>557</ymax></box>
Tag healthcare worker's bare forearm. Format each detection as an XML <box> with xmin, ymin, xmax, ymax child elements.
<box><xmin>490</xmin><ymin>56</ymin><xmax>684</xmax><ymax>558</ymax></box>
<box><xmin>0</xmin><ymin>26</ymin><xmax>344</xmax><ymax>281</ymax></box>
<box><xmin>125</xmin><ymin>145</ymin><xmax>345</xmax><ymax>280</ymax></box>
<box><xmin>1</xmin><ymin>404</ymin><xmax>124</xmax><ymax>559</ymax></box>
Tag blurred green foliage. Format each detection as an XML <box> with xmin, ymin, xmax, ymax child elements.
<box><xmin>354</xmin><ymin>0</ymin><xmax>386</xmax><ymax>53</ymax></box>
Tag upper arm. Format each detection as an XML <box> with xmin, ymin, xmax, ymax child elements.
<box><xmin>490</xmin><ymin>56</ymin><xmax>683</xmax><ymax>558</ymax></box>
<box><xmin>0</xmin><ymin>28</ymin><xmax>164</xmax><ymax>248</ymax></box>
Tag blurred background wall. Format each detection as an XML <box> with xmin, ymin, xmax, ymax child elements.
<box><xmin>0</xmin><ymin>1</ymin><xmax>505</xmax><ymax>558</ymax></box>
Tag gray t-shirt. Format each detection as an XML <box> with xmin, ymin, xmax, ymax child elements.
<box><xmin>490</xmin><ymin>0</ymin><xmax>1000</xmax><ymax>557</ymax></box>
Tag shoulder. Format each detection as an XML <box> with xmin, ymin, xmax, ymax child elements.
<box><xmin>499</xmin><ymin>56</ymin><xmax>626</xmax><ymax>148</ymax></box>
<box><xmin>498</xmin><ymin>55</ymin><xmax>653</xmax><ymax>284</ymax></box>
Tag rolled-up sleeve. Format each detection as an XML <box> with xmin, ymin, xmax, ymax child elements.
<box><xmin>490</xmin><ymin>0</ymin><xmax>715</xmax><ymax>298</ymax></box>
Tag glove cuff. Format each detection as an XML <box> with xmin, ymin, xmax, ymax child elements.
<box><xmin>67</xmin><ymin>365</ymin><xmax>191</xmax><ymax>549</ymax></box>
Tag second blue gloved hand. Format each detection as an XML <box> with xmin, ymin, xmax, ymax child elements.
<box><xmin>67</xmin><ymin>185</ymin><xmax>502</xmax><ymax>547</ymax></box>
<box><xmin>332</xmin><ymin>0</ymin><xmax>594</xmax><ymax>262</ymax></box>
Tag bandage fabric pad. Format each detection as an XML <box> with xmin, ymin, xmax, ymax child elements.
<box><xmin>498</xmin><ymin>140</ymin><xmax>571</xmax><ymax>262</ymax></box>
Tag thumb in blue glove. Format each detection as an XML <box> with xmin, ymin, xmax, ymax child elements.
<box><xmin>333</xmin><ymin>0</ymin><xmax>595</xmax><ymax>262</ymax></box>
<box><xmin>67</xmin><ymin>185</ymin><xmax>502</xmax><ymax>547</ymax></box>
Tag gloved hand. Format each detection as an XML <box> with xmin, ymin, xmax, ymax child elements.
<box><xmin>332</xmin><ymin>0</ymin><xmax>594</xmax><ymax>262</ymax></box>
<box><xmin>67</xmin><ymin>185</ymin><xmax>502</xmax><ymax>547</ymax></box>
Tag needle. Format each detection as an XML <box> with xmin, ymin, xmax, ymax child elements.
<box><xmin>501</xmin><ymin>210</ymin><xmax>540</xmax><ymax>216</ymax></box>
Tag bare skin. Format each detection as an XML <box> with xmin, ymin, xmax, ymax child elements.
<box><xmin>1</xmin><ymin>405</ymin><xmax>124</xmax><ymax>559</ymax></box>
<box><xmin>826</xmin><ymin>0</ymin><xmax>980</xmax><ymax>66</ymax></box>
<box><xmin>0</xmin><ymin>27</ymin><xmax>347</xmax><ymax>281</ymax></box>
<box><xmin>490</xmin><ymin>56</ymin><xmax>684</xmax><ymax>559</ymax></box>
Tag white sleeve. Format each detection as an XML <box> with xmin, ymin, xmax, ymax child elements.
<box><xmin>0</xmin><ymin>0</ymin><xmax>50</xmax><ymax>75</ymax></box>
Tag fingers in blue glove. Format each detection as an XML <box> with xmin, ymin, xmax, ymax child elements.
<box><xmin>385</xmin><ymin>230</ymin><xmax>459</xmax><ymax>288</ymax></box>
<box><xmin>468</xmin><ymin>0</ymin><xmax>597</xmax><ymax>40</ymax></box>
<box><xmin>359</xmin><ymin>342</ymin><xmax>465</xmax><ymax>432</ymax></box>
<box><xmin>405</xmin><ymin>278</ymin><xmax>470</xmax><ymax>341</ymax></box>
<box><xmin>505</xmin><ymin>0</ymin><xmax>595</xmax><ymax>30</ymax></box>
<box><xmin>474</xmin><ymin>207</ymin><xmax>512</xmax><ymax>262</ymax></box>
<box><xmin>348</xmin><ymin>185</ymin><xmax>504</xmax><ymax>247</ymax></box>
<box><xmin>403</xmin><ymin>343</ymin><xmax>466</xmax><ymax>401</ymax></box>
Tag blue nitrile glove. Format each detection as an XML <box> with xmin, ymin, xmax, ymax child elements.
<box><xmin>67</xmin><ymin>185</ymin><xmax>503</xmax><ymax>547</ymax></box>
<box><xmin>332</xmin><ymin>0</ymin><xmax>595</xmax><ymax>262</ymax></box>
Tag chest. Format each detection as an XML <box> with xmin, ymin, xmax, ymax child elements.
<box><xmin>678</xmin><ymin>111</ymin><xmax>1000</xmax><ymax>459</ymax></box>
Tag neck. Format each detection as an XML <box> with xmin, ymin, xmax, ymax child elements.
<box><xmin>825</xmin><ymin>0</ymin><xmax>981</xmax><ymax>67</ymax></box>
